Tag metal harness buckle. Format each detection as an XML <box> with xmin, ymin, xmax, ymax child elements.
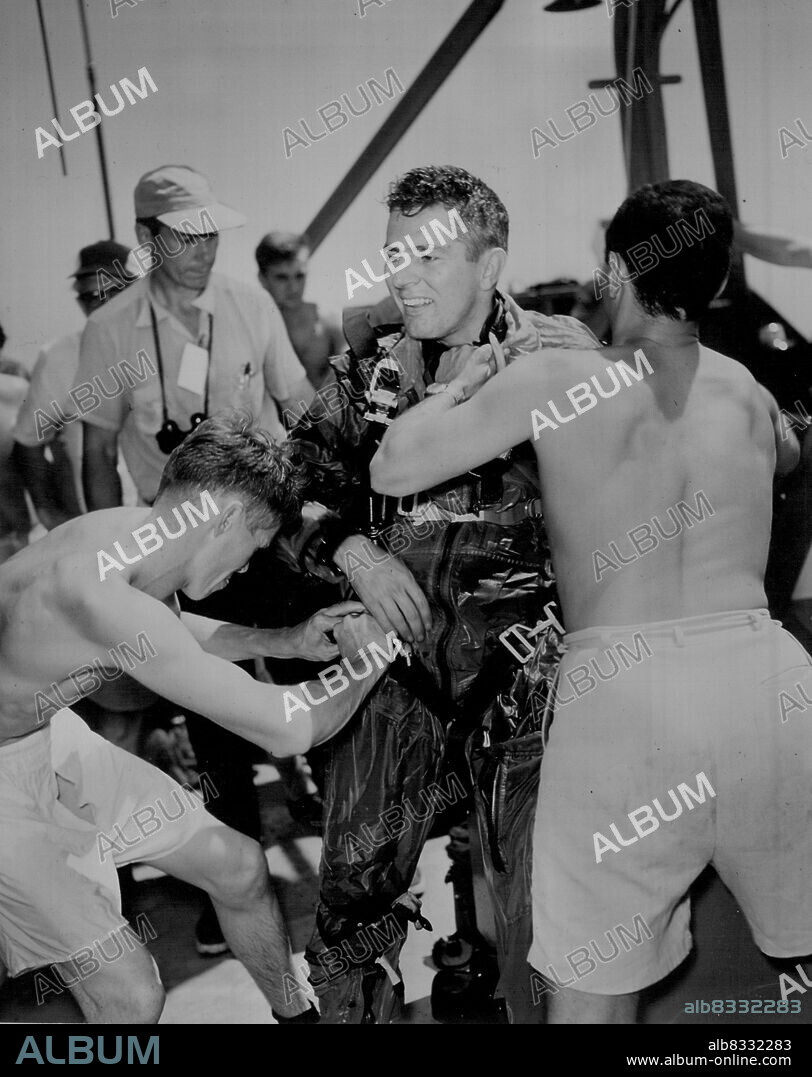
<box><xmin>498</xmin><ymin>602</ymin><xmax>564</xmax><ymax>664</ymax></box>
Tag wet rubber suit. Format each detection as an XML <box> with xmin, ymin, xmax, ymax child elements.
<box><xmin>287</xmin><ymin>292</ymin><xmax>598</xmax><ymax>1022</ymax></box>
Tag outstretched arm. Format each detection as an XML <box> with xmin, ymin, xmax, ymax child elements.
<box><xmin>371</xmin><ymin>346</ymin><xmax>549</xmax><ymax>496</ymax></box>
<box><xmin>735</xmin><ymin>221</ymin><xmax>812</xmax><ymax>269</ymax></box>
<box><xmin>180</xmin><ymin>600</ymin><xmax>365</xmax><ymax>663</ymax></box>
<box><xmin>86</xmin><ymin>589</ymin><xmax>390</xmax><ymax>757</ymax></box>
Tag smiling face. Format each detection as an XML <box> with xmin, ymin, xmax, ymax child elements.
<box><xmin>384</xmin><ymin>204</ymin><xmax>499</xmax><ymax>346</ymax></box>
<box><xmin>181</xmin><ymin>503</ymin><xmax>279</xmax><ymax>601</ymax></box>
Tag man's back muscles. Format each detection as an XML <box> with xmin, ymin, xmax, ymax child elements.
<box><xmin>530</xmin><ymin>344</ymin><xmax>776</xmax><ymax>629</ymax></box>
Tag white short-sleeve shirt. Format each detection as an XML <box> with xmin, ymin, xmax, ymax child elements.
<box><xmin>75</xmin><ymin>273</ymin><xmax>307</xmax><ymax>503</ymax></box>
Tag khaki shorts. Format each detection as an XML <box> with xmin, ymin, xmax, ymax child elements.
<box><xmin>529</xmin><ymin>610</ymin><xmax>812</xmax><ymax>995</ymax></box>
<box><xmin>0</xmin><ymin>708</ymin><xmax>224</xmax><ymax>976</ymax></box>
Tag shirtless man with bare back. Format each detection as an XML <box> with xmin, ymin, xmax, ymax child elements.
<box><xmin>372</xmin><ymin>180</ymin><xmax>812</xmax><ymax>1023</ymax></box>
<box><xmin>0</xmin><ymin>411</ymin><xmax>390</xmax><ymax>1023</ymax></box>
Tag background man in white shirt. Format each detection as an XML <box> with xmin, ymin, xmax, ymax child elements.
<box><xmin>14</xmin><ymin>241</ymin><xmax>135</xmax><ymax>530</ymax></box>
<box><xmin>75</xmin><ymin>165</ymin><xmax>315</xmax><ymax>510</ymax></box>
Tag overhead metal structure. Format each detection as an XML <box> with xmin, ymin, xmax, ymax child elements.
<box><xmin>34</xmin><ymin>0</ymin><xmax>67</xmax><ymax>177</ymax></box>
<box><xmin>593</xmin><ymin>0</ymin><xmax>684</xmax><ymax>192</ymax></box>
<box><xmin>301</xmin><ymin>0</ymin><xmax>809</xmax><ymax>609</ymax></box>
<box><xmin>34</xmin><ymin>0</ymin><xmax>809</xmax><ymax>606</ymax></box>
<box><xmin>304</xmin><ymin>0</ymin><xmax>506</xmax><ymax>251</ymax></box>
<box><xmin>76</xmin><ymin>0</ymin><xmax>116</xmax><ymax>239</ymax></box>
<box><xmin>34</xmin><ymin>0</ymin><xmax>117</xmax><ymax>238</ymax></box>
<box><xmin>691</xmin><ymin>0</ymin><xmax>745</xmax><ymax>295</ymax></box>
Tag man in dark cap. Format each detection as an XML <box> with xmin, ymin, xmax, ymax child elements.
<box><xmin>14</xmin><ymin>241</ymin><xmax>134</xmax><ymax>529</ymax></box>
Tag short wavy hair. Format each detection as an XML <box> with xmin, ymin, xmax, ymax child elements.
<box><xmin>255</xmin><ymin>231</ymin><xmax>310</xmax><ymax>273</ymax></box>
<box><xmin>605</xmin><ymin>180</ymin><xmax>733</xmax><ymax>321</ymax></box>
<box><xmin>155</xmin><ymin>411</ymin><xmax>305</xmax><ymax>534</ymax></box>
<box><xmin>386</xmin><ymin>165</ymin><xmax>508</xmax><ymax>260</ymax></box>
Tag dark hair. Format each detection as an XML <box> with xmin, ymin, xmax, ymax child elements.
<box><xmin>604</xmin><ymin>180</ymin><xmax>733</xmax><ymax>321</ymax></box>
<box><xmin>155</xmin><ymin>411</ymin><xmax>305</xmax><ymax>534</ymax></box>
<box><xmin>385</xmin><ymin>165</ymin><xmax>508</xmax><ymax>260</ymax></box>
<box><xmin>255</xmin><ymin>232</ymin><xmax>310</xmax><ymax>273</ymax></box>
<box><xmin>136</xmin><ymin>216</ymin><xmax>217</xmax><ymax>244</ymax></box>
<box><xmin>136</xmin><ymin>216</ymin><xmax>165</xmax><ymax>238</ymax></box>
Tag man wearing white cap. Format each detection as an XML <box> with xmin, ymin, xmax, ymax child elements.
<box><xmin>72</xmin><ymin>166</ymin><xmax>317</xmax><ymax>956</ymax></box>
<box><xmin>75</xmin><ymin>165</ymin><xmax>315</xmax><ymax>510</ymax></box>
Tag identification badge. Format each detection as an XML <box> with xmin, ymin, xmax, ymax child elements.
<box><xmin>177</xmin><ymin>343</ymin><xmax>209</xmax><ymax>396</ymax></box>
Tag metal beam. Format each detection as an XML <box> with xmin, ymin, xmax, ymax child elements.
<box><xmin>304</xmin><ymin>0</ymin><xmax>506</xmax><ymax>251</ymax></box>
<box><xmin>35</xmin><ymin>0</ymin><xmax>68</xmax><ymax>177</ymax></box>
<box><xmin>76</xmin><ymin>0</ymin><xmax>116</xmax><ymax>239</ymax></box>
<box><xmin>691</xmin><ymin>0</ymin><xmax>746</xmax><ymax>293</ymax></box>
<box><xmin>612</xmin><ymin>0</ymin><xmax>674</xmax><ymax>192</ymax></box>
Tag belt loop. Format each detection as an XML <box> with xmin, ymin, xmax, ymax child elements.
<box><xmin>673</xmin><ymin>625</ymin><xmax>686</xmax><ymax>647</ymax></box>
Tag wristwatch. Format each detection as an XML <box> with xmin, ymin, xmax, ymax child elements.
<box><xmin>425</xmin><ymin>381</ymin><xmax>466</xmax><ymax>405</ymax></box>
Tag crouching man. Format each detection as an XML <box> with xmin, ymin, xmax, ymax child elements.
<box><xmin>0</xmin><ymin>412</ymin><xmax>394</xmax><ymax>1023</ymax></box>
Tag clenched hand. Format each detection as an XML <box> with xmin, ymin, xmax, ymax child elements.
<box><xmin>335</xmin><ymin>535</ymin><xmax>432</xmax><ymax>644</ymax></box>
<box><xmin>333</xmin><ymin>610</ymin><xmax>393</xmax><ymax>662</ymax></box>
<box><xmin>287</xmin><ymin>600</ymin><xmax>367</xmax><ymax>661</ymax></box>
<box><xmin>447</xmin><ymin>331</ymin><xmax>507</xmax><ymax>403</ymax></box>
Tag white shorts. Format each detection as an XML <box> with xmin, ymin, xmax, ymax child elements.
<box><xmin>0</xmin><ymin>708</ymin><xmax>225</xmax><ymax>976</ymax></box>
<box><xmin>529</xmin><ymin>609</ymin><xmax>812</xmax><ymax>995</ymax></box>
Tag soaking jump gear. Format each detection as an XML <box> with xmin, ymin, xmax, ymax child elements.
<box><xmin>289</xmin><ymin>292</ymin><xmax>598</xmax><ymax>1022</ymax></box>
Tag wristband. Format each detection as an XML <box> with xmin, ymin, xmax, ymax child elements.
<box><xmin>302</xmin><ymin>517</ymin><xmax>357</xmax><ymax>578</ymax></box>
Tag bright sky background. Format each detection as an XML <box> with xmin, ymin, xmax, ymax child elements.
<box><xmin>2</xmin><ymin>0</ymin><xmax>811</xmax><ymax>365</ymax></box>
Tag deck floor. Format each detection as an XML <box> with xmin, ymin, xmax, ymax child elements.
<box><xmin>1</xmin><ymin>764</ymin><xmax>809</xmax><ymax>1026</ymax></box>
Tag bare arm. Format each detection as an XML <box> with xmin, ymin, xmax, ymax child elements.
<box><xmin>735</xmin><ymin>221</ymin><xmax>812</xmax><ymax>269</ymax></box>
<box><xmin>759</xmin><ymin>385</ymin><xmax>801</xmax><ymax>477</ymax></box>
<box><xmin>180</xmin><ymin>600</ymin><xmax>365</xmax><ymax>662</ymax></box>
<box><xmin>86</xmin><ymin>589</ymin><xmax>389</xmax><ymax>757</ymax></box>
<box><xmin>371</xmin><ymin>350</ymin><xmax>547</xmax><ymax>496</ymax></box>
<box><xmin>332</xmin><ymin>534</ymin><xmax>432</xmax><ymax>644</ymax></box>
<box><xmin>82</xmin><ymin>424</ymin><xmax>122</xmax><ymax>509</ymax></box>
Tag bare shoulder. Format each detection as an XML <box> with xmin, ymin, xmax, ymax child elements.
<box><xmin>30</xmin><ymin>511</ymin><xmax>154</xmax><ymax>634</ymax></box>
<box><xmin>64</xmin><ymin>568</ymin><xmax>184</xmax><ymax>656</ymax></box>
<box><xmin>46</xmin><ymin>555</ymin><xmax>133</xmax><ymax>641</ymax></box>
<box><xmin>700</xmin><ymin>344</ymin><xmax>754</xmax><ymax>378</ymax></box>
<box><xmin>699</xmin><ymin>346</ymin><xmax>765</xmax><ymax>405</ymax></box>
<box><xmin>0</xmin><ymin>541</ymin><xmax>128</xmax><ymax>656</ymax></box>
<box><xmin>499</xmin><ymin>347</ymin><xmax>619</xmax><ymax>422</ymax></box>
<box><xmin>47</xmin><ymin>510</ymin><xmax>144</xmax><ymax>581</ymax></box>
<box><xmin>510</xmin><ymin>346</ymin><xmax>607</xmax><ymax>385</ymax></box>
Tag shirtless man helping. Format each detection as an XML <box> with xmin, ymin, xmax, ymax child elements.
<box><xmin>0</xmin><ymin>411</ymin><xmax>391</xmax><ymax>1023</ymax></box>
<box><xmin>371</xmin><ymin>179</ymin><xmax>812</xmax><ymax>1023</ymax></box>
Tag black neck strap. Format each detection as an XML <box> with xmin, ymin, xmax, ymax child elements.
<box><xmin>421</xmin><ymin>291</ymin><xmax>508</xmax><ymax>381</ymax></box>
<box><xmin>148</xmin><ymin>302</ymin><xmax>214</xmax><ymax>421</ymax></box>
